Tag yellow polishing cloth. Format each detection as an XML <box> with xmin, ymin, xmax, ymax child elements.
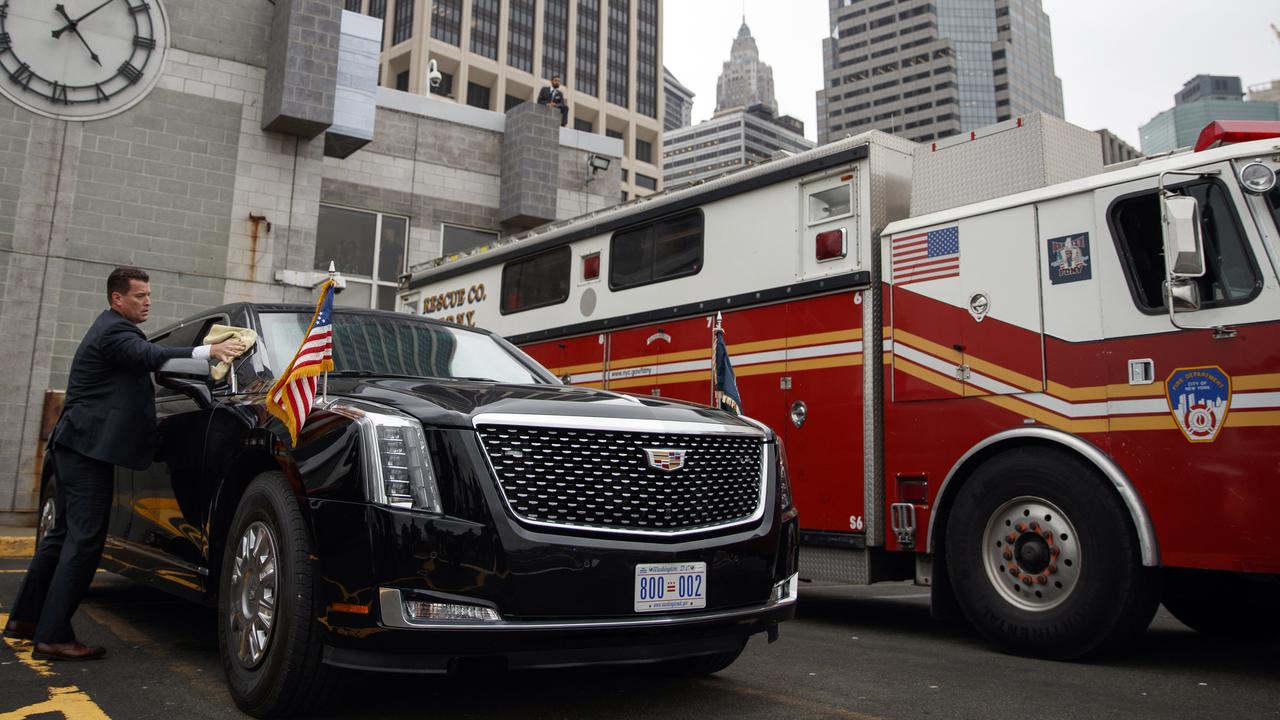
<box><xmin>202</xmin><ymin>324</ymin><xmax>258</xmax><ymax>381</ymax></box>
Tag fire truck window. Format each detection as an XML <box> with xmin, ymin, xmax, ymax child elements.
<box><xmin>808</xmin><ymin>185</ymin><xmax>852</xmax><ymax>224</ymax></box>
<box><xmin>1109</xmin><ymin>180</ymin><xmax>1261</xmax><ymax>313</ymax></box>
<box><xmin>1267</xmin><ymin>185</ymin><xmax>1280</xmax><ymax>238</ymax></box>
<box><xmin>610</xmin><ymin>210</ymin><xmax>704</xmax><ymax>290</ymax></box>
<box><xmin>500</xmin><ymin>246</ymin><xmax>571</xmax><ymax>314</ymax></box>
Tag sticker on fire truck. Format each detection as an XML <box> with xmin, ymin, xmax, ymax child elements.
<box><xmin>1047</xmin><ymin>232</ymin><xmax>1092</xmax><ymax>285</ymax></box>
<box><xmin>1166</xmin><ymin>366</ymin><xmax>1231</xmax><ymax>443</ymax></box>
<box><xmin>634</xmin><ymin>562</ymin><xmax>707</xmax><ymax>612</ymax></box>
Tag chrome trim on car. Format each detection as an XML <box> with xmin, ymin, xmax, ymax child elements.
<box><xmin>471</xmin><ymin>412</ymin><xmax>767</xmax><ymax>437</ymax></box>
<box><xmin>377</xmin><ymin>585</ymin><xmax>793</xmax><ymax>631</ymax></box>
<box><xmin>926</xmin><ymin>427</ymin><xmax>1160</xmax><ymax>566</ymax></box>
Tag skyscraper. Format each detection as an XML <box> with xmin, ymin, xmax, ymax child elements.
<box><xmin>664</xmin><ymin>67</ymin><xmax>695</xmax><ymax>131</ymax></box>
<box><xmin>347</xmin><ymin>0</ymin><xmax>664</xmax><ymax>199</ymax></box>
<box><xmin>816</xmin><ymin>0</ymin><xmax>1063</xmax><ymax>145</ymax></box>
<box><xmin>1139</xmin><ymin>74</ymin><xmax>1280</xmax><ymax>154</ymax></box>
<box><xmin>716</xmin><ymin>19</ymin><xmax>777</xmax><ymax>114</ymax></box>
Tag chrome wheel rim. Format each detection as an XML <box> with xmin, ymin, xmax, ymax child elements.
<box><xmin>37</xmin><ymin>496</ymin><xmax>55</xmax><ymax>543</ymax></box>
<box><xmin>981</xmin><ymin>496</ymin><xmax>1081</xmax><ymax>612</ymax></box>
<box><xmin>228</xmin><ymin>521</ymin><xmax>278</xmax><ymax>668</ymax></box>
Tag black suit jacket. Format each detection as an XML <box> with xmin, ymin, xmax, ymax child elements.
<box><xmin>51</xmin><ymin>309</ymin><xmax>195</xmax><ymax>471</ymax></box>
<box><xmin>537</xmin><ymin>86</ymin><xmax>565</xmax><ymax>106</ymax></box>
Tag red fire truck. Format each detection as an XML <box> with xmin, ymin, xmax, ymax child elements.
<box><xmin>398</xmin><ymin>116</ymin><xmax>1280</xmax><ymax>659</ymax></box>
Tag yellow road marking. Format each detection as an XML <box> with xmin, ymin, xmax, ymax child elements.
<box><xmin>698</xmin><ymin>678</ymin><xmax>887</xmax><ymax>720</ymax></box>
<box><xmin>0</xmin><ymin>612</ymin><xmax>55</xmax><ymax>679</ymax></box>
<box><xmin>0</xmin><ymin>685</ymin><xmax>112</xmax><ymax>720</ymax></box>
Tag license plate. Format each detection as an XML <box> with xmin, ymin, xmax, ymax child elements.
<box><xmin>634</xmin><ymin>562</ymin><xmax>707</xmax><ymax>612</ymax></box>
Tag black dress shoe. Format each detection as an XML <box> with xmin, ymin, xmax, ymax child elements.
<box><xmin>2</xmin><ymin>620</ymin><xmax>36</xmax><ymax>641</ymax></box>
<box><xmin>31</xmin><ymin>641</ymin><xmax>107</xmax><ymax>661</ymax></box>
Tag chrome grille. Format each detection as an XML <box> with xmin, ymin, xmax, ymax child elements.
<box><xmin>477</xmin><ymin>424</ymin><xmax>765</xmax><ymax>534</ymax></box>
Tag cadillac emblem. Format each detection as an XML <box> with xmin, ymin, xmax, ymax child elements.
<box><xmin>644</xmin><ymin>448</ymin><xmax>687</xmax><ymax>472</ymax></box>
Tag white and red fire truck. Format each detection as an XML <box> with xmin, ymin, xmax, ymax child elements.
<box><xmin>397</xmin><ymin>116</ymin><xmax>1280</xmax><ymax>659</ymax></box>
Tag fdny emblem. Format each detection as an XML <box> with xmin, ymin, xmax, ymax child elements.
<box><xmin>1047</xmin><ymin>232</ymin><xmax>1092</xmax><ymax>285</ymax></box>
<box><xmin>1166</xmin><ymin>366</ymin><xmax>1231</xmax><ymax>443</ymax></box>
<box><xmin>644</xmin><ymin>448</ymin><xmax>687</xmax><ymax>472</ymax></box>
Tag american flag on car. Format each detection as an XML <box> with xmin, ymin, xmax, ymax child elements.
<box><xmin>893</xmin><ymin>226</ymin><xmax>960</xmax><ymax>286</ymax></box>
<box><xmin>266</xmin><ymin>280</ymin><xmax>335</xmax><ymax>445</ymax></box>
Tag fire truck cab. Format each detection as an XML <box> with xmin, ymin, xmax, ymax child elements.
<box><xmin>398</xmin><ymin>116</ymin><xmax>1280</xmax><ymax>659</ymax></box>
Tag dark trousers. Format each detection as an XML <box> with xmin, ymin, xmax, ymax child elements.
<box><xmin>10</xmin><ymin>445</ymin><xmax>113</xmax><ymax>644</ymax></box>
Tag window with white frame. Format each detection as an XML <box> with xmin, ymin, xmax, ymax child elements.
<box><xmin>314</xmin><ymin>205</ymin><xmax>409</xmax><ymax>311</ymax></box>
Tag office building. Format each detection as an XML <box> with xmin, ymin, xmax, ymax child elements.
<box><xmin>1248</xmin><ymin>80</ymin><xmax>1280</xmax><ymax>103</ymax></box>
<box><xmin>663</xmin><ymin>105</ymin><xmax>814</xmax><ymax>189</ymax></box>
<box><xmin>1096</xmin><ymin>129</ymin><xmax>1141</xmax><ymax>165</ymax></box>
<box><xmin>717</xmin><ymin>19</ymin><xmax>777</xmax><ymax>114</ymax></box>
<box><xmin>817</xmin><ymin>0</ymin><xmax>1064</xmax><ymax>145</ymax></box>
<box><xmin>346</xmin><ymin>0</ymin><xmax>664</xmax><ymax>199</ymax></box>
<box><xmin>1139</xmin><ymin>75</ymin><xmax>1280</xmax><ymax>153</ymax></box>
<box><xmin>664</xmin><ymin>67</ymin><xmax>695</xmax><ymax>131</ymax></box>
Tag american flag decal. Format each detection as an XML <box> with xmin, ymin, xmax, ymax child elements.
<box><xmin>892</xmin><ymin>226</ymin><xmax>960</xmax><ymax>286</ymax></box>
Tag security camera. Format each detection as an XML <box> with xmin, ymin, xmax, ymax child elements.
<box><xmin>427</xmin><ymin>59</ymin><xmax>442</xmax><ymax>90</ymax></box>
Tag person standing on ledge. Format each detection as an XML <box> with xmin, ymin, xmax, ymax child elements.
<box><xmin>537</xmin><ymin>74</ymin><xmax>569</xmax><ymax>127</ymax></box>
<box><xmin>2</xmin><ymin>267</ymin><xmax>245</xmax><ymax>661</ymax></box>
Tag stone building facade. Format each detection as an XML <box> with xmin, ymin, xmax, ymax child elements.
<box><xmin>0</xmin><ymin>0</ymin><xmax>620</xmax><ymax>520</ymax></box>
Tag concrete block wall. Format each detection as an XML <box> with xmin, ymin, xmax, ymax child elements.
<box><xmin>261</xmin><ymin>0</ymin><xmax>342</xmax><ymax>138</ymax></box>
<box><xmin>500</xmin><ymin>104</ymin><xmax>562</xmax><ymax>230</ymax></box>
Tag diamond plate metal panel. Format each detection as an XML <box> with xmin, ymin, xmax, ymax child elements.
<box><xmin>799</xmin><ymin>546</ymin><xmax>869</xmax><ymax>585</ymax></box>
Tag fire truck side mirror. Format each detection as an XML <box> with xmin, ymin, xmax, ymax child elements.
<box><xmin>1160</xmin><ymin>193</ymin><xmax>1206</xmax><ymax>278</ymax></box>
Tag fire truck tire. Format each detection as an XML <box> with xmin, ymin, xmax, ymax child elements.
<box><xmin>1162</xmin><ymin>569</ymin><xmax>1280</xmax><ymax>638</ymax></box>
<box><xmin>945</xmin><ymin>447</ymin><xmax>1160</xmax><ymax>660</ymax></box>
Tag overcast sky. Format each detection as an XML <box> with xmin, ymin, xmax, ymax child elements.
<box><xmin>663</xmin><ymin>1</ymin><xmax>1280</xmax><ymax>149</ymax></box>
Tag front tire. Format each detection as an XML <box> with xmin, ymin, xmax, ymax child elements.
<box><xmin>218</xmin><ymin>472</ymin><xmax>334</xmax><ymax>717</ymax></box>
<box><xmin>945</xmin><ymin>447</ymin><xmax>1159</xmax><ymax>660</ymax></box>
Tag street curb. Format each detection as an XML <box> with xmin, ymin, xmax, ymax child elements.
<box><xmin>0</xmin><ymin>536</ymin><xmax>34</xmax><ymax>559</ymax></box>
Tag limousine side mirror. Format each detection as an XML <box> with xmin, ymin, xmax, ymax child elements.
<box><xmin>157</xmin><ymin>358</ymin><xmax>214</xmax><ymax>408</ymax></box>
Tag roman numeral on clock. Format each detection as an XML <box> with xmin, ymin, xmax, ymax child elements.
<box><xmin>50</xmin><ymin>82</ymin><xmax>69</xmax><ymax>104</ymax></box>
<box><xmin>119</xmin><ymin>61</ymin><xmax>143</xmax><ymax>84</ymax></box>
<box><xmin>94</xmin><ymin>83</ymin><xmax>109</xmax><ymax>102</ymax></box>
<box><xmin>9</xmin><ymin>62</ymin><xmax>32</xmax><ymax>89</ymax></box>
<box><xmin>134</xmin><ymin>35</ymin><xmax>156</xmax><ymax>50</ymax></box>
<box><xmin>0</xmin><ymin>32</ymin><xmax>10</xmax><ymax>53</ymax></box>
<box><xmin>129</xmin><ymin>2</ymin><xmax>150</xmax><ymax>13</ymax></box>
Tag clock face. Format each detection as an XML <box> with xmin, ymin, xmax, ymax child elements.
<box><xmin>0</xmin><ymin>0</ymin><xmax>169</xmax><ymax>120</ymax></box>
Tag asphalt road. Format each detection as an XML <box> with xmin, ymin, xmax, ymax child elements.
<box><xmin>1</xmin><ymin>557</ymin><xmax>1277</xmax><ymax>719</ymax></box>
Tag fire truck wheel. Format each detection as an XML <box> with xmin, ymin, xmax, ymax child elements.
<box><xmin>1162</xmin><ymin>568</ymin><xmax>1280</xmax><ymax>638</ymax></box>
<box><xmin>946</xmin><ymin>447</ymin><xmax>1160</xmax><ymax>660</ymax></box>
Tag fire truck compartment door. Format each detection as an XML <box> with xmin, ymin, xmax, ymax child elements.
<box><xmin>891</xmin><ymin>206</ymin><xmax>1045</xmax><ymax>401</ymax></box>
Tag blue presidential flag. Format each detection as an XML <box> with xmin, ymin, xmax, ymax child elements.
<box><xmin>713</xmin><ymin>326</ymin><xmax>742</xmax><ymax>415</ymax></box>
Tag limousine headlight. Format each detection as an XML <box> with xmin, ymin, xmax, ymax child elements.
<box><xmin>358</xmin><ymin>410</ymin><xmax>443</xmax><ymax>513</ymax></box>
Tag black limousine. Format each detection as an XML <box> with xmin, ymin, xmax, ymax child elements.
<box><xmin>35</xmin><ymin>304</ymin><xmax>799</xmax><ymax>717</ymax></box>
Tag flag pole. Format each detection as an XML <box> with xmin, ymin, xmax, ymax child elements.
<box><xmin>711</xmin><ymin>312</ymin><xmax>723</xmax><ymax>407</ymax></box>
<box><xmin>323</xmin><ymin>260</ymin><xmax>335</xmax><ymax>403</ymax></box>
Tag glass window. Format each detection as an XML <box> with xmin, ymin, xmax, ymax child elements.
<box><xmin>507</xmin><ymin>0</ymin><xmax>535</xmax><ymax>73</ymax></box>
<box><xmin>1109</xmin><ymin>180</ymin><xmax>1261</xmax><ymax>313</ymax></box>
<box><xmin>576</xmin><ymin>0</ymin><xmax>600</xmax><ymax>97</ymax></box>
<box><xmin>315</xmin><ymin>206</ymin><xmax>410</xmax><ymax>311</ymax></box>
<box><xmin>635</xmin><ymin>173</ymin><xmax>657</xmax><ymax>191</ymax></box>
<box><xmin>808</xmin><ymin>184</ymin><xmax>853</xmax><ymax>224</ymax></box>
<box><xmin>635</xmin><ymin>138</ymin><xmax>652</xmax><ymax>163</ymax></box>
<box><xmin>466</xmin><ymin>82</ymin><xmax>492</xmax><ymax>110</ymax></box>
<box><xmin>609</xmin><ymin>210</ymin><xmax>704</xmax><ymax>290</ymax></box>
<box><xmin>442</xmin><ymin>224</ymin><xmax>499</xmax><ymax>256</ymax></box>
<box><xmin>573</xmin><ymin>118</ymin><xmax>593</xmax><ymax>132</ymax></box>
<box><xmin>543</xmin><ymin>0</ymin><xmax>569</xmax><ymax>80</ymax></box>
<box><xmin>431</xmin><ymin>0</ymin><xmax>462</xmax><ymax>45</ymax></box>
<box><xmin>1267</xmin><ymin>185</ymin><xmax>1280</xmax><ymax>233</ymax></box>
<box><xmin>392</xmin><ymin>0</ymin><xmax>413</xmax><ymax>44</ymax></box>
<box><xmin>636</xmin><ymin>0</ymin><xmax>658</xmax><ymax>118</ymax></box>
<box><xmin>606</xmin><ymin>0</ymin><xmax>629</xmax><ymax>107</ymax></box>
<box><xmin>345</xmin><ymin>0</ymin><xmax>362</xmax><ymax>11</ymax></box>
<box><xmin>470</xmin><ymin>0</ymin><xmax>500</xmax><ymax>60</ymax></box>
<box><xmin>501</xmin><ymin>247</ymin><xmax>572</xmax><ymax>314</ymax></box>
<box><xmin>258</xmin><ymin>311</ymin><xmax>543</xmax><ymax>384</ymax></box>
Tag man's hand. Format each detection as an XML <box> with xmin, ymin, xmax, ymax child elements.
<box><xmin>210</xmin><ymin>338</ymin><xmax>247</xmax><ymax>364</ymax></box>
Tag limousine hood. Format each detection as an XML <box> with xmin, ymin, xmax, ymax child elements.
<box><xmin>324</xmin><ymin>377</ymin><xmax>766</xmax><ymax>434</ymax></box>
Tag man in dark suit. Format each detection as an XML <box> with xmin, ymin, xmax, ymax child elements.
<box><xmin>2</xmin><ymin>267</ymin><xmax>245</xmax><ymax>661</ymax></box>
<box><xmin>537</xmin><ymin>74</ymin><xmax>569</xmax><ymax>127</ymax></box>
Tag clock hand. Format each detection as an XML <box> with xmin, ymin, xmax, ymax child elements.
<box><xmin>51</xmin><ymin>4</ymin><xmax>102</xmax><ymax>66</ymax></box>
<box><xmin>51</xmin><ymin>0</ymin><xmax>115</xmax><ymax>38</ymax></box>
